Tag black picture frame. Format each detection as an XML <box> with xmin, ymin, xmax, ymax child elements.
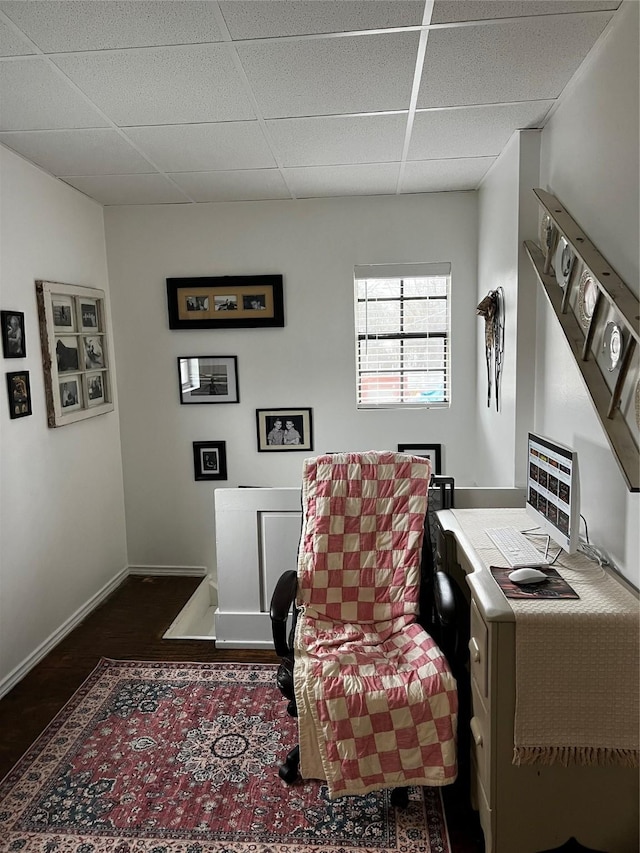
<box><xmin>167</xmin><ymin>276</ymin><xmax>284</xmax><ymax>330</ymax></box>
<box><xmin>7</xmin><ymin>370</ymin><xmax>32</xmax><ymax>419</ymax></box>
<box><xmin>2</xmin><ymin>310</ymin><xmax>26</xmax><ymax>358</ymax></box>
<box><xmin>397</xmin><ymin>443</ymin><xmax>442</xmax><ymax>474</ymax></box>
<box><xmin>256</xmin><ymin>408</ymin><xmax>313</xmax><ymax>452</ymax></box>
<box><xmin>178</xmin><ymin>356</ymin><xmax>239</xmax><ymax>404</ymax></box>
<box><xmin>193</xmin><ymin>441</ymin><xmax>227</xmax><ymax>481</ymax></box>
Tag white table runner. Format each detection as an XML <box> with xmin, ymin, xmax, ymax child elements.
<box><xmin>452</xmin><ymin>508</ymin><xmax>639</xmax><ymax>767</ymax></box>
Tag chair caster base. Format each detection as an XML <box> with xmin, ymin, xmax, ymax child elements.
<box><xmin>278</xmin><ymin>745</ymin><xmax>300</xmax><ymax>784</ymax></box>
<box><xmin>390</xmin><ymin>786</ymin><xmax>409</xmax><ymax>809</ymax></box>
<box><xmin>278</xmin><ymin>762</ymin><xmax>299</xmax><ymax>784</ymax></box>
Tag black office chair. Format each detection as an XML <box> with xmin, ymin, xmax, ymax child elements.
<box><xmin>270</xmin><ymin>459</ymin><xmax>464</xmax><ymax>807</ymax></box>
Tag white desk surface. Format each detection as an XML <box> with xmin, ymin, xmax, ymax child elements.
<box><xmin>436</xmin><ymin>507</ymin><xmax>638</xmax><ymax>623</ymax></box>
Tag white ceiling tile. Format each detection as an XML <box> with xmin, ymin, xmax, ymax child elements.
<box><xmin>0</xmin><ymin>58</ymin><xmax>108</xmax><ymax>130</ymax></box>
<box><xmin>0</xmin><ymin>128</ymin><xmax>154</xmax><ymax>175</ymax></box>
<box><xmin>61</xmin><ymin>173</ymin><xmax>191</xmax><ymax>206</ymax></box>
<box><xmin>220</xmin><ymin>1</ymin><xmax>423</xmax><ymax>40</ymax></box>
<box><xmin>0</xmin><ymin>1</ymin><xmax>224</xmax><ymax>52</ymax></box>
<box><xmin>0</xmin><ymin>19</ymin><xmax>36</xmax><ymax>56</ymax></box>
<box><xmin>418</xmin><ymin>13</ymin><xmax>612</xmax><ymax>107</ymax></box>
<box><xmin>125</xmin><ymin>122</ymin><xmax>276</xmax><ymax>172</ymax></box>
<box><xmin>54</xmin><ymin>45</ymin><xmax>256</xmax><ymax>126</ymax></box>
<box><xmin>432</xmin><ymin>1</ymin><xmax>620</xmax><ymax>24</ymax></box>
<box><xmin>0</xmin><ymin>0</ymin><xmax>627</xmax><ymax>204</ymax></box>
<box><xmin>169</xmin><ymin>169</ymin><xmax>291</xmax><ymax>202</ymax></box>
<box><xmin>266</xmin><ymin>113</ymin><xmax>407</xmax><ymax>167</ymax></box>
<box><xmin>401</xmin><ymin>157</ymin><xmax>495</xmax><ymax>192</ymax></box>
<box><xmin>237</xmin><ymin>31</ymin><xmax>419</xmax><ymax>118</ymax></box>
<box><xmin>284</xmin><ymin>163</ymin><xmax>400</xmax><ymax>198</ymax></box>
<box><xmin>409</xmin><ymin>102</ymin><xmax>552</xmax><ymax>160</ymax></box>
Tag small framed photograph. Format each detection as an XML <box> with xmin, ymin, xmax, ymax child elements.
<box><xmin>6</xmin><ymin>370</ymin><xmax>32</xmax><ymax>419</ymax></box>
<box><xmin>60</xmin><ymin>376</ymin><xmax>82</xmax><ymax>412</ymax></box>
<box><xmin>178</xmin><ymin>356</ymin><xmax>239</xmax><ymax>404</ymax></box>
<box><xmin>257</xmin><ymin>408</ymin><xmax>313</xmax><ymax>452</ymax></box>
<box><xmin>397</xmin><ymin>443</ymin><xmax>442</xmax><ymax>474</ymax></box>
<box><xmin>82</xmin><ymin>335</ymin><xmax>105</xmax><ymax>369</ymax></box>
<box><xmin>193</xmin><ymin>441</ymin><xmax>227</xmax><ymax>481</ymax></box>
<box><xmin>86</xmin><ymin>372</ymin><xmax>106</xmax><ymax>407</ymax></box>
<box><xmin>80</xmin><ymin>299</ymin><xmax>100</xmax><ymax>331</ymax></box>
<box><xmin>166</xmin><ymin>275</ymin><xmax>284</xmax><ymax>329</ymax></box>
<box><xmin>2</xmin><ymin>311</ymin><xmax>26</xmax><ymax>358</ymax></box>
<box><xmin>52</xmin><ymin>295</ymin><xmax>76</xmax><ymax>331</ymax></box>
<box><xmin>56</xmin><ymin>336</ymin><xmax>80</xmax><ymax>372</ymax></box>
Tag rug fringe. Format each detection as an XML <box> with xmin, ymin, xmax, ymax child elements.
<box><xmin>513</xmin><ymin>745</ymin><xmax>639</xmax><ymax>768</ymax></box>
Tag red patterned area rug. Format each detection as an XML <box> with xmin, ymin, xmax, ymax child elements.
<box><xmin>0</xmin><ymin>659</ymin><xmax>451</xmax><ymax>853</ymax></box>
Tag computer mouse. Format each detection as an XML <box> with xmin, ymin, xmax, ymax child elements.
<box><xmin>508</xmin><ymin>567</ymin><xmax>549</xmax><ymax>585</ymax></box>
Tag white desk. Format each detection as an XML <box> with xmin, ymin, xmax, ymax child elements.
<box><xmin>437</xmin><ymin>508</ymin><xmax>639</xmax><ymax>853</ymax></box>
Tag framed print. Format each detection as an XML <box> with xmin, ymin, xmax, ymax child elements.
<box><xmin>36</xmin><ymin>280</ymin><xmax>114</xmax><ymax>428</ymax></box>
<box><xmin>178</xmin><ymin>356</ymin><xmax>239</xmax><ymax>404</ymax></box>
<box><xmin>56</xmin><ymin>336</ymin><xmax>80</xmax><ymax>372</ymax></box>
<box><xmin>167</xmin><ymin>275</ymin><xmax>284</xmax><ymax>330</ymax></box>
<box><xmin>257</xmin><ymin>408</ymin><xmax>313</xmax><ymax>452</ymax></box>
<box><xmin>193</xmin><ymin>441</ymin><xmax>227</xmax><ymax>481</ymax></box>
<box><xmin>86</xmin><ymin>372</ymin><xmax>106</xmax><ymax>407</ymax></box>
<box><xmin>59</xmin><ymin>376</ymin><xmax>82</xmax><ymax>412</ymax></box>
<box><xmin>52</xmin><ymin>295</ymin><xmax>75</xmax><ymax>331</ymax></box>
<box><xmin>1</xmin><ymin>311</ymin><xmax>26</xmax><ymax>358</ymax></box>
<box><xmin>397</xmin><ymin>443</ymin><xmax>442</xmax><ymax>474</ymax></box>
<box><xmin>80</xmin><ymin>299</ymin><xmax>99</xmax><ymax>331</ymax></box>
<box><xmin>83</xmin><ymin>335</ymin><xmax>105</xmax><ymax>369</ymax></box>
<box><xmin>6</xmin><ymin>370</ymin><xmax>32</xmax><ymax>418</ymax></box>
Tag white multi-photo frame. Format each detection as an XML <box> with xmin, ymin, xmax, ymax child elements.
<box><xmin>36</xmin><ymin>280</ymin><xmax>114</xmax><ymax>427</ymax></box>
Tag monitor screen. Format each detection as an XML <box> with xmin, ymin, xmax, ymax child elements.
<box><xmin>525</xmin><ymin>433</ymin><xmax>580</xmax><ymax>554</ymax></box>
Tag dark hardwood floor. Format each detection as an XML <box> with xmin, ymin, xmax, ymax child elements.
<box><xmin>0</xmin><ymin>574</ymin><xmax>483</xmax><ymax>852</ymax></box>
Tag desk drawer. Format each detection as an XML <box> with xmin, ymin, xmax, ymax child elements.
<box><xmin>469</xmin><ymin>599</ymin><xmax>489</xmax><ymax>701</ymax></box>
<box><xmin>470</xmin><ymin>710</ymin><xmax>491</xmax><ymax>796</ymax></box>
<box><xmin>471</xmin><ymin>752</ymin><xmax>493</xmax><ymax>853</ymax></box>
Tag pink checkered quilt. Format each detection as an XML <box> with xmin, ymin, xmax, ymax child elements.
<box><xmin>293</xmin><ymin>452</ymin><xmax>458</xmax><ymax>799</ymax></box>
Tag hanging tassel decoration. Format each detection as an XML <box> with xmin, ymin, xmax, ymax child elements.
<box><xmin>476</xmin><ymin>289</ymin><xmax>505</xmax><ymax>411</ymax></box>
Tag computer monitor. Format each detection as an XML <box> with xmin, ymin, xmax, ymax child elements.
<box><xmin>525</xmin><ymin>432</ymin><xmax>580</xmax><ymax>554</ymax></box>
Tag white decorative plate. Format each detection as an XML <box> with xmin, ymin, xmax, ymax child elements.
<box><xmin>538</xmin><ymin>212</ymin><xmax>554</xmax><ymax>260</ymax></box>
<box><xmin>554</xmin><ymin>236</ymin><xmax>574</xmax><ymax>289</ymax></box>
<box><xmin>578</xmin><ymin>269</ymin><xmax>598</xmax><ymax>328</ymax></box>
<box><xmin>603</xmin><ymin>322</ymin><xmax>623</xmax><ymax>372</ymax></box>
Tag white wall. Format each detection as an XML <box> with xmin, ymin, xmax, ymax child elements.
<box><xmin>476</xmin><ymin>135</ymin><xmax>520</xmax><ymax>485</ymax></box>
<box><xmin>0</xmin><ymin>147</ymin><xmax>128</xmax><ymax>689</ymax></box>
<box><xmin>474</xmin><ymin>1</ymin><xmax>639</xmax><ymax>586</ymax></box>
<box><xmin>537</xmin><ymin>0</ymin><xmax>639</xmax><ymax>586</ymax></box>
<box><xmin>104</xmin><ymin>192</ymin><xmax>478</xmax><ymax>579</ymax></box>
<box><xmin>475</xmin><ymin>130</ymin><xmax>540</xmax><ymax>487</ymax></box>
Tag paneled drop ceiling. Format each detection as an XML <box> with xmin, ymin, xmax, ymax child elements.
<box><xmin>0</xmin><ymin>1</ymin><xmax>621</xmax><ymax>205</ymax></box>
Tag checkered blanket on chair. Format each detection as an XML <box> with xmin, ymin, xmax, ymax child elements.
<box><xmin>293</xmin><ymin>451</ymin><xmax>458</xmax><ymax>799</ymax></box>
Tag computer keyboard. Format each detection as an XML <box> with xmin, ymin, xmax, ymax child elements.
<box><xmin>485</xmin><ymin>526</ymin><xmax>550</xmax><ymax>568</ymax></box>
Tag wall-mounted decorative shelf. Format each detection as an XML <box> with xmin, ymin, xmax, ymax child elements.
<box><xmin>524</xmin><ymin>188</ymin><xmax>639</xmax><ymax>492</ymax></box>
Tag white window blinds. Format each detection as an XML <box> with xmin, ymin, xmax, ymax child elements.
<box><xmin>354</xmin><ymin>263</ymin><xmax>451</xmax><ymax>409</ymax></box>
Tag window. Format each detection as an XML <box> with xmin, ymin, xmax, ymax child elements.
<box><xmin>354</xmin><ymin>263</ymin><xmax>450</xmax><ymax>408</ymax></box>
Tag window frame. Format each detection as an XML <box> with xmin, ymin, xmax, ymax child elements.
<box><xmin>354</xmin><ymin>264</ymin><xmax>451</xmax><ymax>410</ymax></box>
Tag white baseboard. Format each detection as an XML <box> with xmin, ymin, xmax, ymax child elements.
<box><xmin>0</xmin><ymin>566</ymin><xmax>128</xmax><ymax>700</ymax></box>
<box><xmin>0</xmin><ymin>564</ymin><xmax>210</xmax><ymax>700</ymax></box>
<box><xmin>128</xmin><ymin>565</ymin><xmax>208</xmax><ymax>577</ymax></box>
